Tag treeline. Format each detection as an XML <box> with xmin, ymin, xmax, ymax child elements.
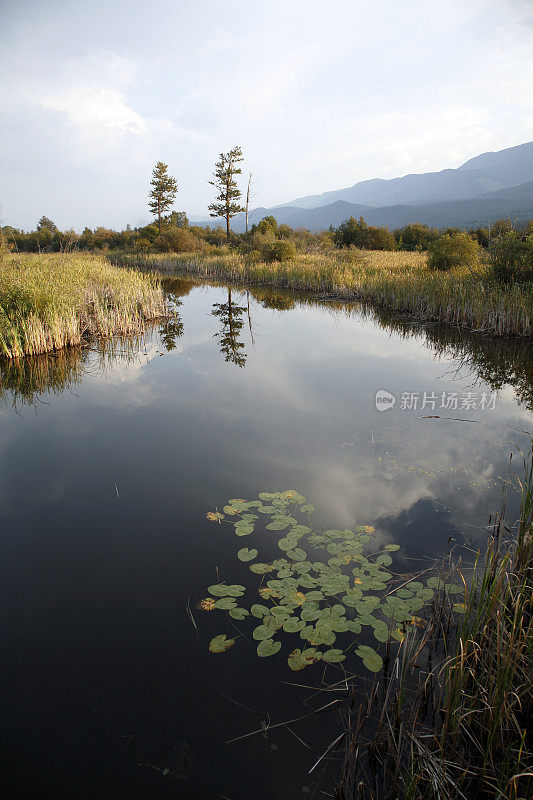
<box><xmin>4</xmin><ymin>212</ymin><xmax>532</xmax><ymax>259</ymax></box>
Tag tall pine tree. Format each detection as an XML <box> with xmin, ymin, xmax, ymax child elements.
<box><xmin>148</xmin><ymin>162</ymin><xmax>178</xmax><ymax>233</ymax></box>
<box><xmin>208</xmin><ymin>146</ymin><xmax>245</xmax><ymax>241</ymax></box>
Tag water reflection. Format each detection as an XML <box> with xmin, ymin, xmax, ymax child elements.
<box><xmin>1</xmin><ymin>280</ymin><xmax>532</xmax><ymax>414</ymax></box>
<box><xmin>211</xmin><ymin>287</ymin><xmax>247</xmax><ymax>367</ymax></box>
<box><xmin>0</xmin><ymin>347</ymin><xmax>87</xmax><ymax>408</ymax></box>
<box><xmin>0</xmin><ymin>277</ymin><xmax>531</xmax><ymax>800</ymax></box>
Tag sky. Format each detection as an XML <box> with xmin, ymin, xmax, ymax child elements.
<box><xmin>1</xmin><ymin>0</ymin><xmax>532</xmax><ymax>231</ymax></box>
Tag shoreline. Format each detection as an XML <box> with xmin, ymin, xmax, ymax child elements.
<box><xmin>110</xmin><ymin>251</ymin><xmax>533</xmax><ymax>339</ymax></box>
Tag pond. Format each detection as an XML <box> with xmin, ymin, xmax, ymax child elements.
<box><xmin>0</xmin><ymin>276</ymin><xmax>531</xmax><ymax>799</ymax></box>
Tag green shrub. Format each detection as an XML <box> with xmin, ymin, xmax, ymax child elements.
<box><xmin>155</xmin><ymin>226</ymin><xmax>206</xmax><ymax>253</ymax></box>
<box><xmin>427</xmin><ymin>232</ymin><xmax>479</xmax><ymax>271</ymax></box>
<box><xmin>261</xmin><ymin>240</ymin><xmax>297</xmax><ymax>262</ymax></box>
<box><xmin>489</xmin><ymin>231</ymin><xmax>533</xmax><ymax>282</ymax></box>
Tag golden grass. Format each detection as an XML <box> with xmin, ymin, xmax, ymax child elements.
<box><xmin>113</xmin><ymin>250</ymin><xmax>533</xmax><ymax>337</ymax></box>
<box><xmin>0</xmin><ymin>253</ymin><xmax>168</xmax><ymax>359</ymax></box>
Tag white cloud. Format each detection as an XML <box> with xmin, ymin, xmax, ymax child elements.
<box><xmin>1</xmin><ymin>0</ymin><xmax>532</xmax><ymax>228</ymax></box>
<box><xmin>41</xmin><ymin>85</ymin><xmax>147</xmax><ymax>138</ymax></box>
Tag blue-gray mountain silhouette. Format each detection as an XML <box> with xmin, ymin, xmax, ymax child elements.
<box><xmin>199</xmin><ymin>141</ymin><xmax>533</xmax><ymax>232</ymax></box>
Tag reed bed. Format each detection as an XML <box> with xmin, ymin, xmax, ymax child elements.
<box><xmin>112</xmin><ymin>251</ymin><xmax>533</xmax><ymax>337</ymax></box>
<box><xmin>0</xmin><ymin>253</ymin><xmax>168</xmax><ymax>359</ymax></box>
<box><xmin>331</xmin><ymin>446</ymin><xmax>533</xmax><ymax>800</ymax></box>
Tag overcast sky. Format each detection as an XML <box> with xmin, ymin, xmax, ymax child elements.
<box><xmin>1</xmin><ymin>0</ymin><xmax>532</xmax><ymax>231</ymax></box>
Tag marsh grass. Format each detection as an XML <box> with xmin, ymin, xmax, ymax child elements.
<box><xmin>332</xmin><ymin>446</ymin><xmax>533</xmax><ymax>800</ymax></box>
<box><xmin>112</xmin><ymin>250</ymin><xmax>533</xmax><ymax>337</ymax></box>
<box><xmin>0</xmin><ymin>253</ymin><xmax>169</xmax><ymax>359</ymax></box>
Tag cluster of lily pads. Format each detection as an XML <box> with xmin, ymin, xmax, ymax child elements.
<box><xmin>200</xmin><ymin>490</ymin><xmax>463</xmax><ymax>672</ymax></box>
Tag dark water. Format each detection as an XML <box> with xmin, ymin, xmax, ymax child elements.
<box><xmin>0</xmin><ymin>278</ymin><xmax>531</xmax><ymax>799</ymax></box>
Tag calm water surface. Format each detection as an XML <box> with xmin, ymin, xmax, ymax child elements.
<box><xmin>1</xmin><ymin>278</ymin><xmax>531</xmax><ymax>799</ymax></box>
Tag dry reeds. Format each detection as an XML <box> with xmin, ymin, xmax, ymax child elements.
<box><xmin>112</xmin><ymin>250</ymin><xmax>533</xmax><ymax>337</ymax></box>
<box><xmin>0</xmin><ymin>253</ymin><xmax>169</xmax><ymax>359</ymax></box>
<box><xmin>334</xmin><ymin>445</ymin><xmax>533</xmax><ymax>800</ymax></box>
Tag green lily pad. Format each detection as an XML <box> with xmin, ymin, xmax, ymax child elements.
<box><xmin>356</xmin><ymin>645</ymin><xmax>383</xmax><ymax>672</ymax></box>
<box><xmin>267</xmin><ymin>519</ymin><xmax>291</xmax><ymax>530</ymax></box>
<box><xmin>257</xmin><ymin>638</ymin><xmax>281</xmax><ymax>657</ymax></box>
<box><xmin>287</xmin><ymin>648</ymin><xmax>319</xmax><ymax>670</ymax></box>
<box><xmin>300</xmin><ymin>504</ymin><xmax>315</xmax><ymax>513</ymax></box>
<box><xmin>251</xmin><ymin>604</ymin><xmax>270</xmax><ymax>618</ymax></box>
<box><xmin>346</xmin><ymin>619</ymin><xmax>362</xmax><ymax>633</ymax></box>
<box><xmin>229</xmin><ymin>607</ymin><xmax>249</xmax><ymax>620</ymax></box>
<box><xmin>283</xmin><ymin>617</ymin><xmax>305</xmax><ymax>633</ymax></box>
<box><xmin>446</xmin><ymin>584</ymin><xmax>464</xmax><ymax>595</ymax></box>
<box><xmin>253</xmin><ymin>624</ymin><xmax>278</xmax><ymax>641</ymax></box>
<box><xmin>234</xmin><ymin>524</ymin><xmax>254</xmax><ymax>536</ymax></box>
<box><xmin>321</xmin><ymin>648</ymin><xmax>345</xmax><ymax>663</ymax></box>
<box><xmin>396</xmin><ymin>588</ymin><xmax>413</xmax><ymax>599</ymax></box>
<box><xmin>207</xmin><ymin>584</ymin><xmax>245</xmax><ymax>597</ymax></box>
<box><xmin>237</xmin><ymin>547</ymin><xmax>258</xmax><ymax>562</ymax></box>
<box><xmin>214</xmin><ymin>597</ymin><xmax>238</xmax><ymax>610</ymax></box>
<box><xmin>209</xmin><ymin>634</ymin><xmax>235</xmax><ymax>653</ymax></box>
<box><xmin>385</xmin><ymin>544</ymin><xmax>400</xmax><ymax>551</ymax></box>
<box><xmin>249</xmin><ymin>563</ymin><xmax>274</xmax><ymax>574</ymax></box>
<box><xmin>271</xmin><ymin>606</ymin><xmax>291</xmax><ymax>619</ymax></box>
<box><xmin>287</xmin><ymin>547</ymin><xmax>307</xmax><ymax>561</ymax></box>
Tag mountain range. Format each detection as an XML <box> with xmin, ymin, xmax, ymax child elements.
<box><xmin>196</xmin><ymin>141</ymin><xmax>533</xmax><ymax>232</ymax></box>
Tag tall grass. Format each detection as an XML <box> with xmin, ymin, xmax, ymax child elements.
<box><xmin>334</xmin><ymin>445</ymin><xmax>533</xmax><ymax>800</ymax></box>
<box><xmin>0</xmin><ymin>253</ymin><xmax>168</xmax><ymax>359</ymax></box>
<box><xmin>112</xmin><ymin>251</ymin><xmax>533</xmax><ymax>337</ymax></box>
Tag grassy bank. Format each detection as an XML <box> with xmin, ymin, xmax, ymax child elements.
<box><xmin>0</xmin><ymin>253</ymin><xmax>168</xmax><ymax>359</ymax></box>
<box><xmin>111</xmin><ymin>250</ymin><xmax>533</xmax><ymax>337</ymax></box>
<box><xmin>333</xmin><ymin>446</ymin><xmax>533</xmax><ymax>800</ymax></box>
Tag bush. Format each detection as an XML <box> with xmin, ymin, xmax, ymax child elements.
<box><xmin>334</xmin><ymin>216</ymin><xmax>396</xmax><ymax>251</ymax></box>
<box><xmin>155</xmin><ymin>226</ymin><xmax>206</xmax><ymax>253</ymax></box>
<box><xmin>427</xmin><ymin>232</ymin><xmax>479</xmax><ymax>271</ymax></box>
<box><xmin>489</xmin><ymin>231</ymin><xmax>533</xmax><ymax>282</ymax></box>
<box><xmin>260</xmin><ymin>240</ymin><xmax>297</xmax><ymax>262</ymax></box>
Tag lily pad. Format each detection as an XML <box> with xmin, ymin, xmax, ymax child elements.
<box><xmin>356</xmin><ymin>645</ymin><xmax>383</xmax><ymax>672</ymax></box>
<box><xmin>283</xmin><ymin>617</ymin><xmax>305</xmax><ymax>633</ymax></box>
<box><xmin>267</xmin><ymin>519</ymin><xmax>291</xmax><ymax>530</ymax></box>
<box><xmin>253</xmin><ymin>624</ymin><xmax>278</xmax><ymax>641</ymax></box>
<box><xmin>257</xmin><ymin>639</ymin><xmax>281</xmax><ymax>657</ymax></box>
<box><xmin>207</xmin><ymin>584</ymin><xmax>245</xmax><ymax>597</ymax></box>
<box><xmin>249</xmin><ymin>563</ymin><xmax>274</xmax><ymax>574</ymax></box>
<box><xmin>287</xmin><ymin>547</ymin><xmax>307</xmax><ymax>561</ymax></box>
<box><xmin>288</xmin><ymin>648</ymin><xmax>320</xmax><ymax>670</ymax></box>
<box><xmin>251</xmin><ymin>604</ymin><xmax>271</xmax><ymax>618</ymax></box>
<box><xmin>209</xmin><ymin>634</ymin><xmax>235</xmax><ymax>653</ymax></box>
<box><xmin>321</xmin><ymin>648</ymin><xmax>345</xmax><ymax>663</ymax></box>
<box><xmin>229</xmin><ymin>607</ymin><xmax>250</xmax><ymax>620</ymax></box>
<box><xmin>271</xmin><ymin>606</ymin><xmax>291</xmax><ymax>619</ymax></box>
<box><xmin>237</xmin><ymin>547</ymin><xmax>258</xmax><ymax>562</ymax></box>
<box><xmin>446</xmin><ymin>584</ymin><xmax>464</xmax><ymax>595</ymax></box>
<box><xmin>234</xmin><ymin>524</ymin><xmax>254</xmax><ymax>536</ymax></box>
<box><xmin>214</xmin><ymin>597</ymin><xmax>237</xmax><ymax>610</ymax></box>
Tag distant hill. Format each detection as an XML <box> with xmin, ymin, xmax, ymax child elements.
<box><xmin>276</xmin><ymin>141</ymin><xmax>533</xmax><ymax>209</ymax></box>
<box><xmin>195</xmin><ymin>141</ymin><xmax>533</xmax><ymax>232</ymax></box>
